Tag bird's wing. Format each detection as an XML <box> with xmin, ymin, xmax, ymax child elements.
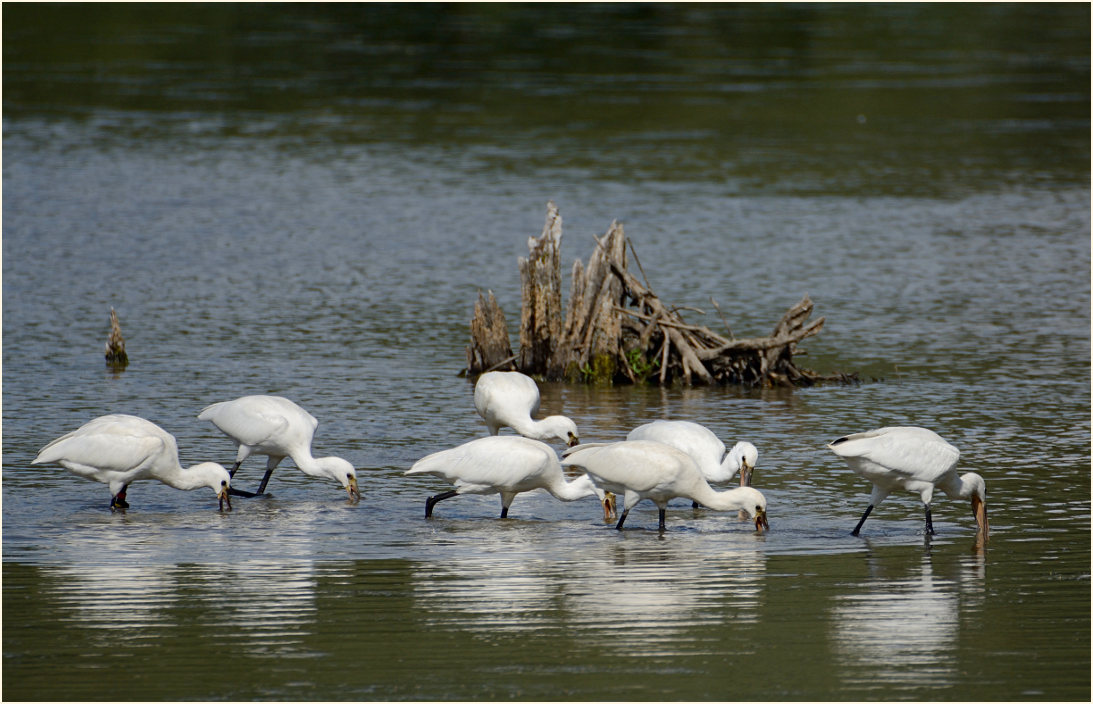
<box><xmin>562</xmin><ymin>441</ymin><xmax>694</xmax><ymax>493</ymax></box>
<box><xmin>406</xmin><ymin>436</ymin><xmax>554</xmax><ymax>489</ymax></box>
<box><xmin>627</xmin><ymin>421</ymin><xmax>726</xmax><ymax>467</ymax></box>
<box><xmin>200</xmin><ymin>398</ymin><xmax>292</xmax><ymax>446</ymax></box>
<box><xmin>828</xmin><ymin>426</ymin><xmax>959</xmax><ymax>484</ymax></box>
<box><xmin>475</xmin><ymin>372</ymin><xmax>541</xmax><ymax>423</ymax></box>
<box><xmin>34</xmin><ymin>420</ymin><xmax>169</xmax><ymax>474</ymax></box>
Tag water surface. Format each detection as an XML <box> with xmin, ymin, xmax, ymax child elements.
<box><xmin>3</xmin><ymin>4</ymin><xmax>1089</xmax><ymax>701</ymax></box>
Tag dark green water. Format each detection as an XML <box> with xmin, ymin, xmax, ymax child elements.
<box><xmin>3</xmin><ymin>4</ymin><xmax>1089</xmax><ymax>701</ymax></box>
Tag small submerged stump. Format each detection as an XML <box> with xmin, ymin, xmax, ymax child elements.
<box><xmin>105</xmin><ymin>307</ymin><xmax>128</xmax><ymax>370</ymax></box>
<box><xmin>467</xmin><ymin>202</ymin><xmax>854</xmax><ymax>387</ymax></box>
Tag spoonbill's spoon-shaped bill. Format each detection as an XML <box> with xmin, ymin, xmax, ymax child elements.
<box><xmin>827</xmin><ymin>426</ymin><xmax>987</xmax><ymax>539</ymax></box>
<box><xmin>32</xmin><ymin>414</ymin><xmax>232</xmax><ymax>511</ymax></box>
<box><xmin>561</xmin><ymin>440</ymin><xmax>769</xmax><ymax>532</ymax></box>
<box><xmin>405</xmin><ymin>435</ymin><xmax>610</xmax><ymax>520</ymax></box>
<box><xmin>473</xmin><ymin>371</ymin><xmax>580</xmax><ymax>447</ymax></box>
<box><xmin>198</xmin><ymin>395</ymin><xmax>360</xmax><ymax>501</ymax></box>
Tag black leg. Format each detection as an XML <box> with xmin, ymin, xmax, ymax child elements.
<box><xmin>691</xmin><ymin>500</ymin><xmax>700</xmax><ymax>509</ymax></box>
<box><xmin>228</xmin><ymin>461</ymin><xmax>241</xmax><ymax>478</ymax></box>
<box><xmin>615</xmin><ymin>509</ymin><xmax>629</xmax><ymax>530</ymax></box>
<box><xmin>425</xmin><ymin>490</ymin><xmax>459</xmax><ymax>518</ymax></box>
<box><xmin>924</xmin><ymin>504</ymin><xmax>935</xmax><ymax>535</ymax></box>
<box><xmin>500</xmin><ymin>505</ymin><xmax>509</xmax><ymax>519</ymax></box>
<box><xmin>851</xmin><ymin>504</ymin><xmax>874</xmax><ymax>536</ymax></box>
<box><xmin>253</xmin><ymin>469</ymin><xmax>275</xmax><ymax>495</ymax></box>
<box><xmin>658</xmin><ymin>508</ymin><xmax>667</xmax><ymax>531</ymax></box>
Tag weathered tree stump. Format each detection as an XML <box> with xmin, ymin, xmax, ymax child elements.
<box><xmin>466</xmin><ymin>290</ymin><xmax>516</xmax><ymax>375</ymax></box>
<box><xmin>465</xmin><ymin>202</ymin><xmax>854</xmax><ymax>387</ymax></box>
<box><xmin>105</xmin><ymin>307</ymin><xmax>128</xmax><ymax>370</ymax></box>
<box><xmin>518</xmin><ymin>202</ymin><xmax>564</xmax><ymax>373</ymax></box>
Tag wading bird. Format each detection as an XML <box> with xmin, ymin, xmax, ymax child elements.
<box><xmin>406</xmin><ymin>435</ymin><xmax>612</xmax><ymax>520</ymax></box>
<box><xmin>627</xmin><ymin>419</ymin><xmax>758</xmax><ymax>509</ymax></box>
<box><xmin>827</xmin><ymin>426</ymin><xmax>988</xmax><ymax>538</ymax></box>
<box><xmin>473</xmin><ymin>371</ymin><xmax>580</xmax><ymax>447</ymax></box>
<box><xmin>561</xmin><ymin>440</ymin><xmax>769</xmax><ymax>532</ymax></box>
<box><xmin>32</xmin><ymin>414</ymin><xmax>232</xmax><ymax>511</ymax></box>
<box><xmin>198</xmin><ymin>395</ymin><xmax>359</xmax><ymax>501</ymax></box>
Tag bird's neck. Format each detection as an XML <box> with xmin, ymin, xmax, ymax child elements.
<box><xmin>158</xmin><ymin>463</ymin><xmax>212</xmax><ymax>491</ymax></box>
<box><xmin>511</xmin><ymin>417</ymin><xmax>557</xmax><ymax>442</ymax></box>
<box><xmin>690</xmin><ymin>483</ymin><xmax>752</xmax><ymax>512</ymax></box>
<box><xmin>719</xmin><ymin>452</ymin><xmax>741</xmax><ymax>476</ymax></box>
<box><xmin>547</xmin><ymin>473</ymin><xmax>600</xmax><ymax>502</ymax></box>
<box><xmin>291</xmin><ymin>451</ymin><xmax>328</xmax><ymax>479</ymax></box>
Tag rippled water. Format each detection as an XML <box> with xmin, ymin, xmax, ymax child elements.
<box><xmin>3</xmin><ymin>4</ymin><xmax>1090</xmax><ymax>701</ymax></box>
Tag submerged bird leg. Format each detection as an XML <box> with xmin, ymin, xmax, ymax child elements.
<box><xmin>692</xmin><ymin>500</ymin><xmax>701</xmax><ymax>509</ymax></box>
<box><xmin>425</xmin><ymin>490</ymin><xmax>459</xmax><ymax>518</ymax></box>
<box><xmin>228</xmin><ymin>487</ymin><xmax>261</xmax><ymax>498</ymax></box>
<box><xmin>614</xmin><ymin>510</ymin><xmax>629</xmax><ymax>530</ymax></box>
<box><xmin>924</xmin><ymin>504</ymin><xmax>935</xmax><ymax>535</ymax></box>
<box><xmin>851</xmin><ymin>504</ymin><xmax>874</xmax><ymax>536</ymax></box>
<box><xmin>658</xmin><ymin>508</ymin><xmax>667</xmax><ymax>532</ymax></box>
<box><xmin>500</xmin><ymin>505</ymin><xmax>509</xmax><ymax>519</ymax></box>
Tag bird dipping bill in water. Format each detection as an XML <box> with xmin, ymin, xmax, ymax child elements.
<box><xmin>32</xmin><ymin>414</ymin><xmax>232</xmax><ymax>511</ymax></box>
<box><xmin>405</xmin><ymin>435</ymin><xmax>612</xmax><ymax>520</ymax></box>
<box><xmin>561</xmin><ymin>440</ymin><xmax>769</xmax><ymax>532</ymax></box>
<box><xmin>827</xmin><ymin>426</ymin><xmax>988</xmax><ymax>539</ymax></box>
<box><xmin>627</xmin><ymin>419</ymin><xmax>758</xmax><ymax>510</ymax></box>
<box><xmin>198</xmin><ymin>395</ymin><xmax>360</xmax><ymax>501</ymax></box>
<box><xmin>473</xmin><ymin>371</ymin><xmax>580</xmax><ymax>447</ymax></box>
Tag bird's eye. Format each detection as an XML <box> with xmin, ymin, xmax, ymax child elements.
<box><xmin>221</xmin><ymin>480</ymin><xmax>228</xmax><ymax>487</ymax></box>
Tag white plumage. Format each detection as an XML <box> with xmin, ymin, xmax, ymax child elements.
<box><xmin>561</xmin><ymin>440</ymin><xmax>769</xmax><ymax>532</ymax></box>
<box><xmin>827</xmin><ymin>426</ymin><xmax>988</xmax><ymax>538</ymax></box>
<box><xmin>32</xmin><ymin>414</ymin><xmax>232</xmax><ymax>511</ymax></box>
<box><xmin>473</xmin><ymin>371</ymin><xmax>580</xmax><ymax>447</ymax></box>
<box><xmin>627</xmin><ymin>420</ymin><xmax>758</xmax><ymax>486</ymax></box>
<box><xmin>405</xmin><ymin>435</ymin><xmax>609</xmax><ymax>519</ymax></box>
<box><xmin>198</xmin><ymin>395</ymin><xmax>359</xmax><ymax>501</ymax></box>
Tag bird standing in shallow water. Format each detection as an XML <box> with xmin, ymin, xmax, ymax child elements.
<box><xmin>405</xmin><ymin>435</ymin><xmax>611</xmax><ymax>520</ymax></box>
<box><xmin>827</xmin><ymin>426</ymin><xmax>988</xmax><ymax>539</ymax></box>
<box><xmin>32</xmin><ymin>414</ymin><xmax>232</xmax><ymax>511</ymax></box>
<box><xmin>473</xmin><ymin>371</ymin><xmax>580</xmax><ymax>447</ymax></box>
<box><xmin>561</xmin><ymin>440</ymin><xmax>769</xmax><ymax>532</ymax></box>
<box><xmin>198</xmin><ymin>395</ymin><xmax>360</xmax><ymax>501</ymax></box>
<box><xmin>626</xmin><ymin>420</ymin><xmax>758</xmax><ymax>510</ymax></box>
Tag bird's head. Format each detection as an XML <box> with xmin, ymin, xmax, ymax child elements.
<box><xmin>196</xmin><ymin>462</ymin><xmax>232</xmax><ymax>511</ymax></box>
<box><xmin>731</xmin><ymin>441</ymin><xmax>759</xmax><ymax>486</ymax></box>
<box><xmin>319</xmin><ymin>457</ymin><xmax>360</xmax><ymax>502</ymax></box>
<box><xmin>541</xmin><ymin>416</ymin><xmax>580</xmax><ymax>447</ymax></box>
<box><xmin>736</xmin><ymin>486</ymin><xmax>768</xmax><ymax>532</ymax></box>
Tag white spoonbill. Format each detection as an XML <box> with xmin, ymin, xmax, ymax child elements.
<box><xmin>561</xmin><ymin>440</ymin><xmax>769</xmax><ymax>532</ymax></box>
<box><xmin>32</xmin><ymin>414</ymin><xmax>232</xmax><ymax>511</ymax></box>
<box><xmin>627</xmin><ymin>419</ymin><xmax>758</xmax><ymax>509</ymax></box>
<box><xmin>405</xmin><ymin>435</ymin><xmax>611</xmax><ymax>520</ymax></box>
<box><xmin>827</xmin><ymin>426</ymin><xmax>988</xmax><ymax>538</ymax></box>
<box><xmin>473</xmin><ymin>371</ymin><xmax>580</xmax><ymax>447</ymax></box>
<box><xmin>198</xmin><ymin>395</ymin><xmax>360</xmax><ymax>501</ymax></box>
